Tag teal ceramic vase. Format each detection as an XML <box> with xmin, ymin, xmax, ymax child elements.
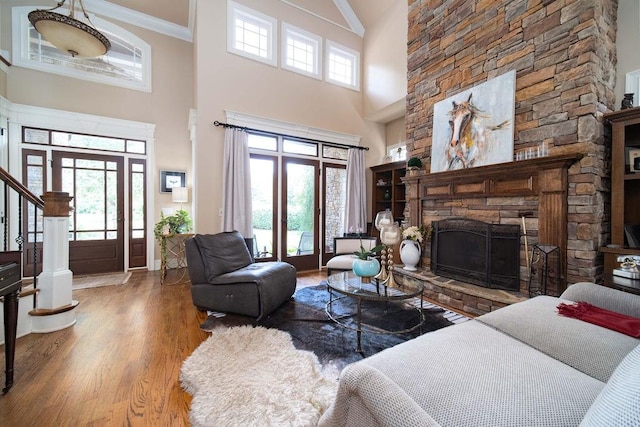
<box><xmin>352</xmin><ymin>258</ymin><xmax>380</xmax><ymax>278</ymax></box>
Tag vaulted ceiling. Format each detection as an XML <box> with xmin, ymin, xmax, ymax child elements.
<box><xmin>103</xmin><ymin>0</ymin><xmax>396</xmax><ymax>37</ymax></box>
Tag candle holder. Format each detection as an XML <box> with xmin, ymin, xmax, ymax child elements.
<box><xmin>380</xmin><ymin>222</ymin><xmax>402</xmax><ymax>288</ymax></box>
<box><xmin>374</xmin><ymin>210</ymin><xmax>394</xmax><ymax>282</ymax></box>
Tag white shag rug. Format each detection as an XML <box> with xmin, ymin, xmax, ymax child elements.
<box><xmin>180</xmin><ymin>325</ymin><xmax>338</xmax><ymax>427</ymax></box>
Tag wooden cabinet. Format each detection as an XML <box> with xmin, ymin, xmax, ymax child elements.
<box><xmin>371</xmin><ymin>161</ymin><xmax>407</xmax><ymax>224</ymax></box>
<box><xmin>602</xmin><ymin>107</ymin><xmax>640</xmax><ymax>276</ymax></box>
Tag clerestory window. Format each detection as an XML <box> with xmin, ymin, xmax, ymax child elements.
<box><xmin>326</xmin><ymin>40</ymin><xmax>360</xmax><ymax>91</ymax></box>
<box><xmin>227</xmin><ymin>0</ymin><xmax>277</xmax><ymax>66</ymax></box>
<box><xmin>281</xmin><ymin>23</ymin><xmax>321</xmax><ymax>79</ymax></box>
<box><xmin>12</xmin><ymin>6</ymin><xmax>152</xmax><ymax>92</ymax></box>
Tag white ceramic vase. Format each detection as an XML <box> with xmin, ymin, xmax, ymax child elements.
<box><xmin>400</xmin><ymin>239</ymin><xmax>421</xmax><ymax>271</ymax></box>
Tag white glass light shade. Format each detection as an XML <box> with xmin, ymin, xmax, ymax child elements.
<box><xmin>28</xmin><ymin>3</ymin><xmax>111</xmax><ymax>58</ymax></box>
<box><xmin>172</xmin><ymin>187</ymin><xmax>189</xmax><ymax>203</ymax></box>
<box><xmin>374</xmin><ymin>210</ymin><xmax>394</xmax><ymax>231</ymax></box>
<box><xmin>380</xmin><ymin>223</ymin><xmax>401</xmax><ymax>245</ymax></box>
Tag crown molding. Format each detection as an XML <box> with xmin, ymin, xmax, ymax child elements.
<box><xmin>84</xmin><ymin>0</ymin><xmax>194</xmax><ymax>42</ymax></box>
<box><xmin>11</xmin><ymin>103</ymin><xmax>155</xmax><ymax>141</ymax></box>
<box><xmin>225</xmin><ymin>110</ymin><xmax>361</xmax><ymax>145</ymax></box>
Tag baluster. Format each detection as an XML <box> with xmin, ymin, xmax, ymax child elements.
<box><xmin>3</xmin><ymin>182</ymin><xmax>7</xmax><ymax>251</ymax></box>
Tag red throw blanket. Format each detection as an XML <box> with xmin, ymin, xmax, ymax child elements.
<box><xmin>557</xmin><ymin>302</ymin><xmax>640</xmax><ymax>338</ymax></box>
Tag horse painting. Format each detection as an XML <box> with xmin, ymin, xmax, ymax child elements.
<box><xmin>430</xmin><ymin>70</ymin><xmax>515</xmax><ymax>173</ymax></box>
<box><xmin>445</xmin><ymin>93</ymin><xmax>509</xmax><ymax>170</ymax></box>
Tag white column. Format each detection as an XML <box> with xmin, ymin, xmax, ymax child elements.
<box><xmin>31</xmin><ymin>192</ymin><xmax>77</xmax><ymax>333</ymax></box>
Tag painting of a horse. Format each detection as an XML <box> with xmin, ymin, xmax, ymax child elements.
<box><xmin>431</xmin><ymin>70</ymin><xmax>515</xmax><ymax>173</ymax></box>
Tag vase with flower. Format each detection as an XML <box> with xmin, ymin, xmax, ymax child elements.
<box><xmin>400</xmin><ymin>225</ymin><xmax>430</xmax><ymax>271</ymax></box>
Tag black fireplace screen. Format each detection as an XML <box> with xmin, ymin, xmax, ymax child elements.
<box><xmin>430</xmin><ymin>218</ymin><xmax>520</xmax><ymax>291</ymax></box>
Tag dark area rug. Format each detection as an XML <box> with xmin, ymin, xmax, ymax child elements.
<box><xmin>200</xmin><ymin>284</ymin><xmax>455</xmax><ymax>371</ymax></box>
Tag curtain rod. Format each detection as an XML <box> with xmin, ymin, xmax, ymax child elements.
<box><xmin>213</xmin><ymin>121</ymin><xmax>369</xmax><ymax>151</ymax></box>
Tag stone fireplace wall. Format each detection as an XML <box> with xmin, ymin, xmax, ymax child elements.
<box><xmin>406</xmin><ymin>0</ymin><xmax>618</xmax><ymax>285</ymax></box>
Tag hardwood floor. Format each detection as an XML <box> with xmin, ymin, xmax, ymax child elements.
<box><xmin>0</xmin><ymin>269</ymin><xmax>327</xmax><ymax>425</ymax></box>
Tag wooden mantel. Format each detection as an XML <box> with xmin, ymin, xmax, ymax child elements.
<box><xmin>403</xmin><ymin>153</ymin><xmax>583</xmax><ymax>291</ymax></box>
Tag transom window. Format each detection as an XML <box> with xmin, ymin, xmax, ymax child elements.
<box><xmin>282</xmin><ymin>23</ymin><xmax>321</xmax><ymax>79</ymax></box>
<box><xmin>23</xmin><ymin>127</ymin><xmax>146</xmax><ymax>154</ymax></box>
<box><xmin>246</xmin><ymin>131</ymin><xmax>348</xmax><ymax>160</ymax></box>
<box><xmin>12</xmin><ymin>7</ymin><xmax>152</xmax><ymax>92</ymax></box>
<box><xmin>326</xmin><ymin>40</ymin><xmax>360</xmax><ymax>90</ymax></box>
<box><xmin>227</xmin><ymin>0</ymin><xmax>277</xmax><ymax>66</ymax></box>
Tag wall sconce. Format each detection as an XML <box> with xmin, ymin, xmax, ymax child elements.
<box><xmin>172</xmin><ymin>187</ymin><xmax>189</xmax><ymax>210</ymax></box>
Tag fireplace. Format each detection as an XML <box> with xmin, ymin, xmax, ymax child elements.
<box><xmin>430</xmin><ymin>218</ymin><xmax>520</xmax><ymax>291</ymax></box>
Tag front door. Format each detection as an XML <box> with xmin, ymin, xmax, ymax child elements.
<box><xmin>52</xmin><ymin>151</ymin><xmax>125</xmax><ymax>275</ymax></box>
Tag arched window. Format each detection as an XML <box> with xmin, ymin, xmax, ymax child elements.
<box><xmin>12</xmin><ymin>6</ymin><xmax>152</xmax><ymax>92</ymax></box>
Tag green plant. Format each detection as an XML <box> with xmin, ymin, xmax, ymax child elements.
<box><xmin>154</xmin><ymin>209</ymin><xmax>193</xmax><ymax>240</ymax></box>
<box><xmin>407</xmin><ymin>157</ymin><xmax>423</xmax><ymax>169</ymax></box>
<box><xmin>353</xmin><ymin>239</ymin><xmax>385</xmax><ymax>260</ymax></box>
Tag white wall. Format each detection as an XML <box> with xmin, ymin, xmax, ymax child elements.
<box><xmin>193</xmin><ymin>0</ymin><xmax>389</xmax><ymax>232</ymax></box>
<box><xmin>615</xmin><ymin>1</ymin><xmax>640</xmax><ymax>108</ymax></box>
<box><xmin>362</xmin><ymin>1</ymin><xmax>408</xmax><ymax>121</ymax></box>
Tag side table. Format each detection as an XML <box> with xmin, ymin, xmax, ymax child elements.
<box><xmin>603</xmin><ymin>274</ymin><xmax>640</xmax><ymax>295</ymax></box>
<box><xmin>160</xmin><ymin>233</ymin><xmax>194</xmax><ymax>285</ymax></box>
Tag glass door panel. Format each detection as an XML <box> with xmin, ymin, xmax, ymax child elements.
<box><xmin>129</xmin><ymin>159</ymin><xmax>146</xmax><ymax>268</ymax></box>
<box><xmin>322</xmin><ymin>163</ymin><xmax>346</xmax><ymax>265</ymax></box>
<box><xmin>281</xmin><ymin>157</ymin><xmax>319</xmax><ymax>271</ymax></box>
<box><xmin>250</xmin><ymin>155</ymin><xmax>276</xmax><ymax>260</ymax></box>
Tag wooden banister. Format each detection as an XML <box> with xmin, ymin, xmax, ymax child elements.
<box><xmin>0</xmin><ymin>167</ymin><xmax>44</xmax><ymax>210</ymax></box>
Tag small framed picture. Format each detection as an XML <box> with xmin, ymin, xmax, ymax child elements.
<box><xmin>629</xmin><ymin>149</ymin><xmax>640</xmax><ymax>173</ymax></box>
<box><xmin>160</xmin><ymin>170</ymin><xmax>186</xmax><ymax>193</ymax></box>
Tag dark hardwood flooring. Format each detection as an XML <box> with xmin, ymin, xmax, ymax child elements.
<box><xmin>0</xmin><ymin>269</ymin><xmax>327</xmax><ymax>425</ymax></box>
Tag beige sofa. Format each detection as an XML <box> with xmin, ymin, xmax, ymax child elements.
<box><xmin>319</xmin><ymin>283</ymin><xmax>640</xmax><ymax>426</ymax></box>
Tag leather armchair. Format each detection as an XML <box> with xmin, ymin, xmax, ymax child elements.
<box><xmin>185</xmin><ymin>231</ymin><xmax>296</xmax><ymax>320</ymax></box>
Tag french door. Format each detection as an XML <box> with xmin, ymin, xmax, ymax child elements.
<box><xmin>250</xmin><ymin>155</ymin><xmax>321</xmax><ymax>271</ymax></box>
<box><xmin>281</xmin><ymin>157</ymin><xmax>319</xmax><ymax>271</ymax></box>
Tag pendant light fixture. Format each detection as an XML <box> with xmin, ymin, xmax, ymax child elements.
<box><xmin>28</xmin><ymin>0</ymin><xmax>111</xmax><ymax>58</ymax></box>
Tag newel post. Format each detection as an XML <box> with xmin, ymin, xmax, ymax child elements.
<box><xmin>30</xmin><ymin>191</ymin><xmax>78</xmax><ymax>333</ymax></box>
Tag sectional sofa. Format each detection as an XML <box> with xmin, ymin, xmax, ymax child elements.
<box><xmin>319</xmin><ymin>283</ymin><xmax>640</xmax><ymax>426</ymax></box>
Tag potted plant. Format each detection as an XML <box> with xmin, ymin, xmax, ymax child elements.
<box><xmin>352</xmin><ymin>240</ymin><xmax>385</xmax><ymax>281</ymax></box>
<box><xmin>154</xmin><ymin>209</ymin><xmax>193</xmax><ymax>251</ymax></box>
<box><xmin>407</xmin><ymin>157</ymin><xmax>423</xmax><ymax>176</ymax></box>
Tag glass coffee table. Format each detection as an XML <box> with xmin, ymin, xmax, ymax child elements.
<box><xmin>325</xmin><ymin>271</ymin><xmax>425</xmax><ymax>353</ymax></box>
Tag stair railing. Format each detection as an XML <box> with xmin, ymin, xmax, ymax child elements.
<box><xmin>0</xmin><ymin>166</ymin><xmax>45</xmax><ymax>307</ymax></box>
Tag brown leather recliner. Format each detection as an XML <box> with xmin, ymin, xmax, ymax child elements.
<box><xmin>185</xmin><ymin>231</ymin><xmax>296</xmax><ymax>320</ymax></box>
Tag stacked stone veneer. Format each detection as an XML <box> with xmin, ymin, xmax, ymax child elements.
<box><xmin>406</xmin><ymin>0</ymin><xmax>617</xmax><ymax>286</ymax></box>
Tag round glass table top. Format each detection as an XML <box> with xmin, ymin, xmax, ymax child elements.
<box><xmin>326</xmin><ymin>271</ymin><xmax>424</xmax><ymax>302</ymax></box>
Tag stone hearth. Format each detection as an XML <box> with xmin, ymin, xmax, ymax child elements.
<box><xmin>394</xmin><ymin>267</ymin><xmax>527</xmax><ymax>317</ymax></box>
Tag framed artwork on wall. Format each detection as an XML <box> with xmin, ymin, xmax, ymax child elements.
<box><xmin>430</xmin><ymin>70</ymin><xmax>516</xmax><ymax>173</ymax></box>
<box><xmin>160</xmin><ymin>170</ymin><xmax>186</xmax><ymax>193</ymax></box>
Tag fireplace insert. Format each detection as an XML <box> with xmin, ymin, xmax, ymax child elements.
<box><xmin>431</xmin><ymin>217</ymin><xmax>520</xmax><ymax>291</ymax></box>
